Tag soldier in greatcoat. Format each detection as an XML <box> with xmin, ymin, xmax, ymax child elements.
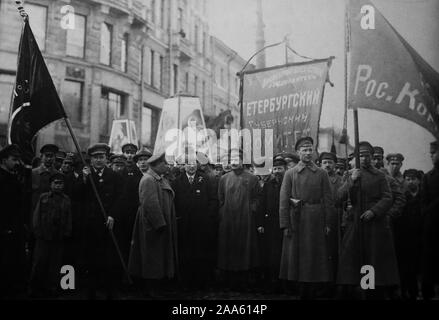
<box><xmin>128</xmin><ymin>153</ymin><xmax>178</xmax><ymax>298</ymax></box>
<box><xmin>337</xmin><ymin>141</ymin><xmax>399</xmax><ymax>299</ymax></box>
<box><xmin>279</xmin><ymin>137</ymin><xmax>335</xmax><ymax>299</ymax></box>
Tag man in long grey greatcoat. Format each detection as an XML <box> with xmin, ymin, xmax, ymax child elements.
<box><xmin>128</xmin><ymin>153</ymin><xmax>178</xmax><ymax>298</ymax></box>
<box><xmin>279</xmin><ymin>137</ymin><xmax>335</xmax><ymax>299</ymax></box>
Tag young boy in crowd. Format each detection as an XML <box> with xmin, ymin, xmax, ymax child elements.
<box><xmin>29</xmin><ymin>172</ymin><xmax>72</xmax><ymax>298</ymax></box>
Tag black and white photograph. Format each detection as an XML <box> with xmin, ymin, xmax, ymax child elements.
<box><xmin>0</xmin><ymin>0</ymin><xmax>438</xmax><ymax>308</ymax></box>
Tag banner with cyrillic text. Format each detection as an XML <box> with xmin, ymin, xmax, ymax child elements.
<box><xmin>241</xmin><ymin>59</ymin><xmax>331</xmax><ymax>154</ymax></box>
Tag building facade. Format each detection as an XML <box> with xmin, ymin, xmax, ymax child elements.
<box><xmin>0</xmin><ymin>0</ymin><xmax>247</xmax><ymax>152</ymax></box>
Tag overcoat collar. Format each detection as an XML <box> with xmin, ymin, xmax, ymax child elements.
<box><xmin>296</xmin><ymin>161</ymin><xmax>317</xmax><ymax>173</ymax></box>
<box><xmin>147</xmin><ymin>167</ymin><xmax>162</xmax><ymax>181</ymax></box>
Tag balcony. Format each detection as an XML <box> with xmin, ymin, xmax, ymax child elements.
<box><xmin>172</xmin><ymin>32</ymin><xmax>193</xmax><ymax>62</ymax></box>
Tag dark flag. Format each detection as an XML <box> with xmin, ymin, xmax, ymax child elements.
<box><xmin>8</xmin><ymin>20</ymin><xmax>67</xmax><ymax>164</ymax></box>
<box><xmin>348</xmin><ymin>0</ymin><xmax>439</xmax><ymax>139</ymax></box>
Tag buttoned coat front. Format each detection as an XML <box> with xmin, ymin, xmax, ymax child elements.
<box><xmin>279</xmin><ymin>161</ymin><xmax>335</xmax><ymax>282</ymax></box>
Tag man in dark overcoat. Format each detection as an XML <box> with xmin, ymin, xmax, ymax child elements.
<box><xmin>393</xmin><ymin>169</ymin><xmax>423</xmax><ymax>300</ymax></box>
<box><xmin>0</xmin><ymin>144</ymin><xmax>27</xmax><ymax>298</ymax></box>
<box><xmin>420</xmin><ymin>140</ymin><xmax>439</xmax><ymax>300</ymax></box>
<box><xmin>81</xmin><ymin>143</ymin><xmax>123</xmax><ymax>299</ymax></box>
<box><xmin>257</xmin><ymin>157</ymin><xmax>286</xmax><ymax>293</ymax></box>
<box><xmin>337</xmin><ymin>141</ymin><xmax>399</xmax><ymax>299</ymax></box>
<box><xmin>172</xmin><ymin>155</ymin><xmax>217</xmax><ymax>290</ymax></box>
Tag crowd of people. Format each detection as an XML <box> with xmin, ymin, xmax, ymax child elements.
<box><xmin>0</xmin><ymin>136</ymin><xmax>438</xmax><ymax>300</ymax></box>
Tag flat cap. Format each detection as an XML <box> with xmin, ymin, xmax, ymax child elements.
<box><xmin>358</xmin><ymin>141</ymin><xmax>374</xmax><ymax>154</ymax></box>
<box><xmin>133</xmin><ymin>149</ymin><xmax>153</xmax><ymax>162</ymax></box>
<box><xmin>213</xmin><ymin>163</ymin><xmax>223</xmax><ymax>170</ymax></box>
<box><xmin>336</xmin><ymin>157</ymin><xmax>347</xmax><ymax>168</ymax></box>
<box><xmin>110</xmin><ymin>154</ymin><xmax>127</xmax><ymax>164</ymax></box>
<box><xmin>295</xmin><ymin>137</ymin><xmax>313</xmax><ymax>151</ymax></box>
<box><xmin>49</xmin><ymin>172</ymin><xmax>65</xmax><ymax>183</ymax></box>
<box><xmin>40</xmin><ymin>144</ymin><xmax>59</xmax><ymax>155</ymax></box>
<box><xmin>56</xmin><ymin>150</ymin><xmax>67</xmax><ymax>160</ymax></box>
<box><xmin>0</xmin><ymin>144</ymin><xmax>21</xmax><ymax>160</ymax></box>
<box><xmin>403</xmin><ymin>169</ymin><xmax>422</xmax><ymax>180</ymax></box>
<box><xmin>121</xmin><ymin>143</ymin><xmax>138</xmax><ymax>153</ymax></box>
<box><xmin>273</xmin><ymin>158</ymin><xmax>287</xmax><ymax>167</ymax></box>
<box><xmin>373</xmin><ymin>146</ymin><xmax>384</xmax><ymax>155</ymax></box>
<box><xmin>386</xmin><ymin>153</ymin><xmax>404</xmax><ymax>162</ymax></box>
<box><xmin>87</xmin><ymin>143</ymin><xmax>110</xmax><ymax>156</ymax></box>
<box><xmin>319</xmin><ymin>152</ymin><xmax>337</xmax><ymax>163</ymax></box>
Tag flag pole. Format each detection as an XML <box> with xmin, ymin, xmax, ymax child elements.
<box><xmin>344</xmin><ymin>0</ymin><xmax>365</xmax><ymax>289</ymax></box>
<box><xmin>13</xmin><ymin>1</ymin><xmax>132</xmax><ymax>284</ymax></box>
<box><xmin>63</xmin><ymin>117</ymin><xmax>132</xmax><ymax>284</ymax></box>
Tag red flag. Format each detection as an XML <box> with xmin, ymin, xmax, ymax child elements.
<box><xmin>8</xmin><ymin>20</ymin><xmax>67</xmax><ymax>163</ymax></box>
<box><xmin>348</xmin><ymin>0</ymin><xmax>439</xmax><ymax>139</ymax></box>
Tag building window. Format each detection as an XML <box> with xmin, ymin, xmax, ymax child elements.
<box><xmin>100</xmin><ymin>88</ymin><xmax>125</xmax><ymax>137</ymax></box>
<box><xmin>173</xmin><ymin>64</ymin><xmax>178</xmax><ymax>95</ymax></box>
<box><xmin>100</xmin><ymin>22</ymin><xmax>112</xmax><ymax>65</ymax></box>
<box><xmin>66</xmin><ymin>14</ymin><xmax>86</xmax><ymax>58</ymax></box>
<box><xmin>160</xmin><ymin>0</ymin><xmax>165</xmax><ymax>29</ymax></box>
<box><xmin>151</xmin><ymin>0</ymin><xmax>156</xmax><ymax>24</ymax></box>
<box><xmin>185</xmin><ymin>72</ymin><xmax>189</xmax><ymax>93</ymax></box>
<box><xmin>150</xmin><ymin>50</ymin><xmax>155</xmax><ymax>87</ymax></box>
<box><xmin>202</xmin><ymin>32</ymin><xmax>207</xmax><ymax>56</ymax></box>
<box><xmin>178</xmin><ymin>7</ymin><xmax>183</xmax><ymax>31</ymax></box>
<box><xmin>194</xmin><ymin>75</ymin><xmax>198</xmax><ymax>96</ymax></box>
<box><xmin>62</xmin><ymin>80</ymin><xmax>83</xmax><ymax>124</ymax></box>
<box><xmin>202</xmin><ymin>80</ymin><xmax>206</xmax><ymax>107</ymax></box>
<box><xmin>144</xmin><ymin>48</ymin><xmax>152</xmax><ymax>86</ymax></box>
<box><xmin>159</xmin><ymin>55</ymin><xmax>164</xmax><ymax>91</ymax></box>
<box><xmin>26</xmin><ymin>3</ymin><xmax>47</xmax><ymax>51</ymax></box>
<box><xmin>141</xmin><ymin>104</ymin><xmax>160</xmax><ymax>147</ymax></box>
<box><xmin>121</xmin><ymin>33</ymin><xmax>129</xmax><ymax>72</ymax></box>
<box><xmin>194</xmin><ymin>24</ymin><xmax>199</xmax><ymax>52</ymax></box>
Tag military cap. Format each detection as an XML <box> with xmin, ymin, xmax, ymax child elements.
<box><xmin>430</xmin><ymin>141</ymin><xmax>438</xmax><ymax>153</ymax></box>
<box><xmin>63</xmin><ymin>153</ymin><xmax>75</xmax><ymax>164</ymax></box>
<box><xmin>403</xmin><ymin>169</ymin><xmax>422</xmax><ymax>180</ymax></box>
<box><xmin>49</xmin><ymin>172</ymin><xmax>65</xmax><ymax>183</ymax></box>
<box><xmin>56</xmin><ymin>150</ymin><xmax>67</xmax><ymax>160</ymax></box>
<box><xmin>121</xmin><ymin>143</ymin><xmax>138</xmax><ymax>153</ymax></box>
<box><xmin>319</xmin><ymin>152</ymin><xmax>337</xmax><ymax>163</ymax></box>
<box><xmin>386</xmin><ymin>153</ymin><xmax>404</xmax><ymax>163</ymax></box>
<box><xmin>213</xmin><ymin>163</ymin><xmax>223</xmax><ymax>170</ymax></box>
<box><xmin>295</xmin><ymin>137</ymin><xmax>314</xmax><ymax>151</ymax></box>
<box><xmin>373</xmin><ymin>146</ymin><xmax>384</xmax><ymax>156</ymax></box>
<box><xmin>40</xmin><ymin>144</ymin><xmax>59</xmax><ymax>155</ymax></box>
<box><xmin>336</xmin><ymin>157</ymin><xmax>346</xmax><ymax>165</ymax></box>
<box><xmin>358</xmin><ymin>141</ymin><xmax>374</xmax><ymax>154</ymax></box>
<box><xmin>282</xmin><ymin>152</ymin><xmax>300</xmax><ymax>163</ymax></box>
<box><xmin>87</xmin><ymin>143</ymin><xmax>110</xmax><ymax>156</ymax></box>
<box><xmin>110</xmin><ymin>154</ymin><xmax>127</xmax><ymax>164</ymax></box>
<box><xmin>273</xmin><ymin>158</ymin><xmax>287</xmax><ymax>167</ymax></box>
<box><xmin>133</xmin><ymin>149</ymin><xmax>153</xmax><ymax>162</ymax></box>
<box><xmin>146</xmin><ymin>152</ymin><xmax>167</xmax><ymax>166</ymax></box>
<box><xmin>0</xmin><ymin>144</ymin><xmax>21</xmax><ymax>160</ymax></box>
